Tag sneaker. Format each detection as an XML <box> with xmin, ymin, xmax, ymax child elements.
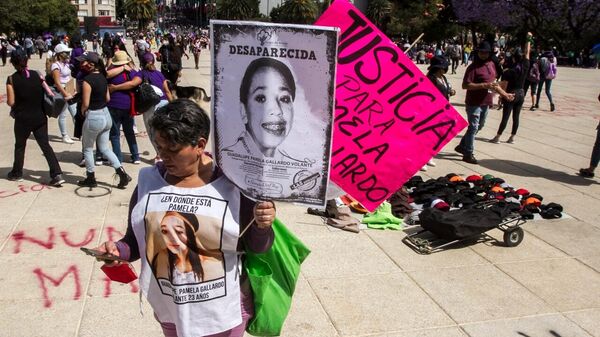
<box><xmin>420</xmin><ymin>165</ymin><xmax>428</xmax><ymax>172</ymax></box>
<box><xmin>534</xmin><ymin>103</ymin><xmax>539</xmax><ymax>109</ymax></box>
<box><xmin>489</xmin><ymin>136</ymin><xmax>500</xmax><ymax>144</ymax></box>
<box><xmin>78</xmin><ymin>158</ymin><xmax>86</xmax><ymax>167</ymax></box>
<box><xmin>462</xmin><ymin>154</ymin><xmax>479</xmax><ymax>164</ymax></box>
<box><xmin>94</xmin><ymin>158</ymin><xmax>104</xmax><ymax>166</ymax></box>
<box><xmin>529</xmin><ymin>106</ymin><xmax>536</xmax><ymax>111</ymax></box>
<box><xmin>62</xmin><ymin>135</ymin><xmax>74</xmax><ymax>144</ymax></box>
<box><xmin>507</xmin><ymin>135</ymin><xmax>515</xmax><ymax>144</ymax></box>
<box><xmin>49</xmin><ymin>174</ymin><xmax>65</xmax><ymax>186</ymax></box>
<box><xmin>550</xmin><ymin>103</ymin><xmax>556</xmax><ymax>112</ymax></box>
<box><xmin>454</xmin><ymin>145</ymin><xmax>465</xmax><ymax>155</ymax></box>
<box><xmin>427</xmin><ymin>159</ymin><xmax>436</xmax><ymax>167</ymax></box>
<box><xmin>132</xmin><ymin>159</ymin><xmax>141</xmax><ymax>165</ymax></box>
<box><xmin>7</xmin><ymin>171</ymin><xmax>23</xmax><ymax>182</ymax></box>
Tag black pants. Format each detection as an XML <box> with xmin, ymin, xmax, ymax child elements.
<box><xmin>12</xmin><ymin>119</ymin><xmax>62</xmax><ymax>178</ymax></box>
<box><xmin>451</xmin><ymin>58</ymin><xmax>459</xmax><ymax>73</ymax></box>
<box><xmin>1</xmin><ymin>49</ymin><xmax>7</xmax><ymax>66</ymax></box>
<box><xmin>497</xmin><ymin>94</ymin><xmax>524</xmax><ymax>136</ymax></box>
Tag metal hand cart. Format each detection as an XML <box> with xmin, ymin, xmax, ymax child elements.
<box><xmin>403</xmin><ymin>202</ymin><xmax>526</xmax><ymax>255</ymax></box>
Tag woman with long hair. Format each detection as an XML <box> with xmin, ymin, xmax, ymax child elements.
<box><xmin>151</xmin><ymin>211</ymin><xmax>205</xmax><ymax>284</ymax></box>
<box><xmin>50</xmin><ymin>43</ymin><xmax>77</xmax><ymax>144</ymax></box>
<box><xmin>76</xmin><ymin>52</ymin><xmax>130</xmax><ymax>189</ymax></box>
<box><xmin>5</xmin><ymin>48</ymin><xmax>64</xmax><ymax>186</ymax></box>
<box><xmin>490</xmin><ymin>33</ymin><xmax>533</xmax><ymax>144</ymax></box>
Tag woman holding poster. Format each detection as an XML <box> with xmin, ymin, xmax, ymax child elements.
<box><xmin>224</xmin><ymin>57</ymin><xmax>295</xmax><ymax>158</ymax></box>
<box><xmin>92</xmin><ymin>100</ymin><xmax>276</xmax><ymax>337</ymax></box>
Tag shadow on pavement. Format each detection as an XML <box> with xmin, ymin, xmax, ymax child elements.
<box><xmin>477</xmin><ymin>159</ymin><xmax>600</xmax><ymax>187</ymax></box>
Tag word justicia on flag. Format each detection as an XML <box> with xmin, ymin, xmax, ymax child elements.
<box><xmin>316</xmin><ymin>0</ymin><xmax>468</xmax><ymax>212</ymax></box>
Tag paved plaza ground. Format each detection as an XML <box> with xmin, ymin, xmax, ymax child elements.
<box><xmin>0</xmin><ymin>49</ymin><xmax>598</xmax><ymax>337</ymax></box>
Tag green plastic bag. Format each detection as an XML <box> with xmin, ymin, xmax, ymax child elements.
<box><xmin>244</xmin><ymin>218</ymin><xmax>311</xmax><ymax>336</ymax></box>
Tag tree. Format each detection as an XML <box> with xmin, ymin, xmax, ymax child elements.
<box><xmin>116</xmin><ymin>0</ymin><xmax>126</xmax><ymax>21</ymax></box>
<box><xmin>365</xmin><ymin>0</ymin><xmax>392</xmax><ymax>31</ymax></box>
<box><xmin>124</xmin><ymin>0</ymin><xmax>157</xmax><ymax>30</ymax></box>
<box><xmin>0</xmin><ymin>0</ymin><xmax>78</xmax><ymax>36</ymax></box>
<box><xmin>271</xmin><ymin>0</ymin><xmax>318</xmax><ymax>24</ymax></box>
<box><xmin>215</xmin><ymin>0</ymin><xmax>257</xmax><ymax>20</ymax></box>
<box><xmin>451</xmin><ymin>0</ymin><xmax>600</xmax><ymax>53</ymax></box>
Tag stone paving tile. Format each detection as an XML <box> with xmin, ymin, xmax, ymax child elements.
<box><xmin>345</xmin><ymin>326</ymin><xmax>468</xmax><ymax>337</ymax></box>
<box><xmin>0</xmin><ymin>298</ymin><xmax>83</xmax><ymax>337</ymax></box>
<box><xmin>79</xmin><ymin>294</ymin><xmax>162</xmax><ymax>337</ymax></box>
<box><xmin>469</xmin><ymin>227</ymin><xmax>568</xmax><ymax>264</ymax></box>
<box><xmin>276</xmin><ymin>276</ymin><xmax>339</xmax><ymax>337</ymax></box>
<box><xmin>300</xmin><ymin>232</ymin><xmax>398</xmax><ymax>280</ymax></box>
<box><xmin>0</xmin><ymin>218</ymin><xmax>104</xmax><ymax>255</ymax></box>
<box><xmin>576</xmin><ymin>255</ymin><xmax>600</xmax><ymax>273</ymax></box>
<box><xmin>563</xmin><ymin>309</ymin><xmax>600</xmax><ymax>337</ymax></box>
<box><xmin>408</xmin><ymin>265</ymin><xmax>554</xmax><ymax>324</ymax></box>
<box><xmin>366</xmin><ymin>228</ymin><xmax>489</xmax><ymax>271</ymax></box>
<box><xmin>310</xmin><ymin>272</ymin><xmax>453</xmax><ymax>336</ymax></box>
<box><xmin>524</xmin><ymin>219</ymin><xmax>600</xmax><ymax>257</ymax></box>
<box><xmin>460</xmin><ymin>314</ymin><xmax>593</xmax><ymax>337</ymax></box>
<box><xmin>496</xmin><ymin>258</ymin><xmax>600</xmax><ymax>312</ymax></box>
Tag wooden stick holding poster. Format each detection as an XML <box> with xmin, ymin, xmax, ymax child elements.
<box><xmin>315</xmin><ymin>0</ymin><xmax>468</xmax><ymax>211</ymax></box>
<box><xmin>211</xmin><ymin>21</ymin><xmax>339</xmax><ymax>206</ymax></box>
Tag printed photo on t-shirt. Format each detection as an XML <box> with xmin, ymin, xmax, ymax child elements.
<box><xmin>144</xmin><ymin>192</ymin><xmax>228</xmax><ymax>304</ymax></box>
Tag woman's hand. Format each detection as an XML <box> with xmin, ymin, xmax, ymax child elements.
<box><xmin>108</xmin><ymin>84</ymin><xmax>117</xmax><ymax>93</ymax></box>
<box><xmin>253</xmin><ymin>201</ymin><xmax>276</xmax><ymax>229</ymax></box>
<box><xmin>93</xmin><ymin>241</ymin><xmax>121</xmax><ymax>266</ymax></box>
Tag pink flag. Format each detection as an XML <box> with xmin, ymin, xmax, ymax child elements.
<box><xmin>316</xmin><ymin>0</ymin><xmax>468</xmax><ymax>211</ymax></box>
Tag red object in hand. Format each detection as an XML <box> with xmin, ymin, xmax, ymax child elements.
<box><xmin>101</xmin><ymin>263</ymin><xmax>138</xmax><ymax>283</ymax></box>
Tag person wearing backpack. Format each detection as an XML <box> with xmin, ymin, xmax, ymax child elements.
<box><xmin>535</xmin><ymin>51</ymin><xmax>557</xmax><ymax>111</ymax></box>
<box><xmin>449</xmin><ymin>42</ymin><xmax>462</xmax><ymax>74</ymax></box>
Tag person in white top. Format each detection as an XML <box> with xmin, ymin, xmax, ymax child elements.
<box><xmin>50</xmin><ymin>44</ymin><xmax>77</xmax><ymax>143</ymax></box>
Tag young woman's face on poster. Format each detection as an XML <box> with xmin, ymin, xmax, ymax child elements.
<box><xmin>244</xmin><ymin>66</ymin><xmax>294</xmax><ymax>153</ymax></box>
<box><xmin>160</xmin><ymin>215</ymin><xmax>189</xmax><ymax>255</ymax></box>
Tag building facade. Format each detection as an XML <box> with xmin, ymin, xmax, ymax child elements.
<box><xmin>71</xmin><ymin>0</ymin><xmax>117</xmax><ymax>23</ymax></box>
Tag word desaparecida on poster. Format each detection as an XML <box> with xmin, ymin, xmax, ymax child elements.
<box><xmin>211</xmin><ymin>21</ymin><xmax>339</xmax><ymax>206</ymax></box>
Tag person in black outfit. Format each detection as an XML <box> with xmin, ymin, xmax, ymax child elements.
<box><xmin>426</xmin><ymin>56</ymin><xmax>456</xmax><ymax>100</ymax></box>
<box><xmin>5</xmin><ymin>49</ymin><xmax>65</xmax><ymax>186</ymax></box>
<box><xmin>490</xmin><ymin>32</ymin><xmax>533</xmax><ymax>144</ymax></box>
<box><xmin>158</xmin><ymin>35</ymin><xmax>183</xmax><ymax>84</ymax></box>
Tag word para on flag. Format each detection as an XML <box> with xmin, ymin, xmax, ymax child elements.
<box><xmin>316</xmin><ymin>0</ymin><xmax>468</xmax><ymax>211</ymax></box>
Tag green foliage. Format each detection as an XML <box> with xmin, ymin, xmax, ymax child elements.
<box><xmin>124</xmin><ymin>0</ymin><xmax>156</xmax><ymax>30</ymax></box>
<box><xmin>365</xmin><ymin>0</ymin><xmax>392</xmax><ymax>31</ymax></box>
<box><xmin>0</xmin><ymin>0</ymin><xmax>78</xmax><ymax>36</ymax></box>
<box><xmin>116</xmin><ymin>0</ymin><xmax>126</xmax><ymax>21</ymax></box>
<box><xmin>271</xmin><ymin>0</ymin><xmax>318</xmax><ymax>24</ymax></box>
<box><xmin>215</xmin><ymin>0</ymin><xmax>258</xmax><ymax>20</ymax></box>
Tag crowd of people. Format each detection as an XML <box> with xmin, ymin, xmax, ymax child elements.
<box><xmin>2</xmin><ymin>29</ymin><xmax>212</xmax><ymax>188</ymax></box>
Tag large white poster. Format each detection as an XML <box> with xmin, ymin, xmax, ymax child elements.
<box><xmin>211</xmin><ymin>21</ymin><xmax>338</xmax><ymax>206</ymax></box>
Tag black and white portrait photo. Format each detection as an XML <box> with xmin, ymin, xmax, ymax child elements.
<box><xmin>211</xmin><ymin>21</ymin><xmax>338</xmax><ymax>206</ymax></box>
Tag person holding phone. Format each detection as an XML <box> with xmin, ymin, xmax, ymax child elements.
<box><xmin>93</xmin><ymin>99</ymin><xmax>275</xmax><ymax>337</ymax></box>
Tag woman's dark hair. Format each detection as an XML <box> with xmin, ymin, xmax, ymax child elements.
<box><xmin>92</xmin><ymin>58</ymin><xmax>108</xmax><ymax>78</ymax></box>
<box><xmin>239</xmin><ymin>58</ymin><xmax>296</xmax><ymax>105</ymax></box>
<box><xmin>10</xmin><ymin>48</ymin><xmax>28</xmax><ymax>72</ymax></box>
<box><xmin>151</xmin><ymin>99</ymin><xmax>210</xmax><ymax>146</ymax></box>
<box><xmin>165</xmin><ymin>211</ymin><xmax>203</xmax><ymax>282</ymax></box>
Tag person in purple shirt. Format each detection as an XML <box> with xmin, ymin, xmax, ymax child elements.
<box><xmin>106</xmin><ymin>50</ymin><xmax>142</xmax><ymax>164</ymax></box>
<box><xmin>140</xmin><ymin>52</ymin><xmax>173</xmax><ymax>162</ymax></box>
